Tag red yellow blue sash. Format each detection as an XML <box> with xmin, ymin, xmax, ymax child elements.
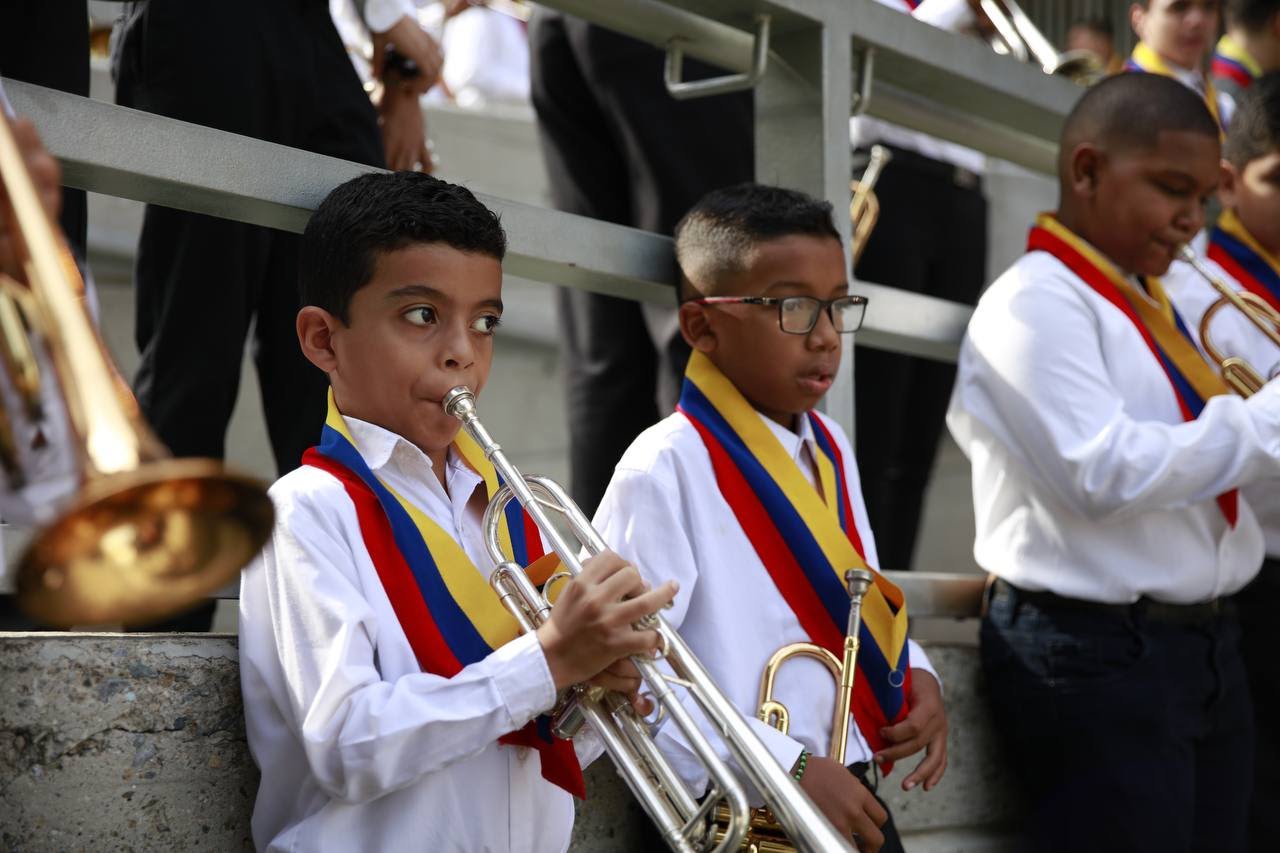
<box><xmin>1210</xmin><ymin>34</ymin><xmax>1261</xmax><ymax>90</ymax></box>
<box><xmin>1125</xmin><ymin>42</ymin><xmax>1225</xmax><ymax>133</ymax></box>
<box><xmin>676</xmin><ymin>350</ymin><xmax>912</xmax><ymax>762</ymax></box>
<box><xmin>1028</xmin><ymin>214</ymin><xmax>1238</xmax><ymax>525</ymax></box>
<box><xmin>1209</xmin><ymin>207</ymin><xmax>1280</xmax><ymax>314</ymax></box>
<box><xmin>302</xmin><ymin>392</ymin><xmax>584</xmax><ymax>797</ymax></box>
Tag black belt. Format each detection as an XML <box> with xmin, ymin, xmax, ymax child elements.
<box><xmin>989</xmin><ymin>578</ymin><xmax>1232</xmax><ymax>627</ymax></box>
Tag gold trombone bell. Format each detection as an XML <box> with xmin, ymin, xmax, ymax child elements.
<box><xmin>851</xmin><ymin>145</ymin><xmax>891</xmax><ymax>267</ymax></box>
<box><xmin>0</xmin><ymin>113</ymin><xmax>274</xmax><ymax>627</ymax></box>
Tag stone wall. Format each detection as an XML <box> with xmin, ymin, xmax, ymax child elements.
<box><xmin>0</xmin><ymin>634</ymin><xmax>1020</xmax><ymax>852</ymax></box>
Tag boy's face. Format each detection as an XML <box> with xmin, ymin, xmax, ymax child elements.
<box><xmin>680</xmin><ymin>234</ymin><xmax>848</xmax><ymax>427</ymax></box>
<box><xmin>1067</xmin><ymin>25</ymin><xmax>1114</xmax><ymax>64</ymax></box>
<box><xmin>306</xmin><ymin>243</ymin><xmax>503</xmax><ymax>456</ymax></box>
<box><xmin>1131</xmin><ymin>0</ymin><xmax>1220</xmax><ymax>69</ymax></box>
<box><xmin>1069</xmin><ymin>130</ymin><xmax>1219</xmax><ymax>276</ymax></box>
<box><xmin>1221</xmin><ymin>151</ymin><xmax>1280</xmax><ymax>257</ymax></box>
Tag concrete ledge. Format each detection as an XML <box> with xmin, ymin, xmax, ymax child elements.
<box><xmin>0</xmin><ymin>634</ymin><xmax>1020</xmax><ymax>851</ymax></box>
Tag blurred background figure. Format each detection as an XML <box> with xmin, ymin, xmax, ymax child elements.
<box><xmin>528</xmin><ymin>10</ymin><xmax>754</xmax><ymax>515</ymax></box>
<box><xmin>1067</xmin><ymin>15</ymin><xmax>1125</xmax><ymax>75</ymax></box>
<box><xmin>1211</xmin><ymin>0</ymin><xmax>1280</xmax><ymax>103</ymax></box>
<box><xmin>111</xmin><ymin>0</ymin><xmax>440</xmax><ymax>630</ymax></box>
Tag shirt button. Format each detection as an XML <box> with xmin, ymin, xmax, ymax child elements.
<box><xmin>516</xmin><ymin>747</ymin><xmax>530</xmax><ymax>762</ymax></box>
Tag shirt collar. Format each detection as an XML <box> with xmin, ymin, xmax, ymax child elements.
<box><xmin>339</xmin><ymin>413</ymin><xmax>480</xmax><ymax>494</ymax></box>
<box><xmin>759</xmin><ymin>409</ymin><xmax>818</xmax><ymax>465</ymax></box>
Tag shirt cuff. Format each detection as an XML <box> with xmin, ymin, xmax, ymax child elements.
<box><xmin>490</xmin><ymin>631</ymin><xmax>558</xmax><ymax>731</ymax></box>
<box><xmin>907</xmin><ymin>639</ymin><xmax>942</xmax><ymax>696</ymax></box>
<box><xmin>363</xmin><ymin>0</ymin><xmax>416</xmax><ymax>34</ymax></box>
<box><xmin>746</xmin><ymin>719</ymin><xmax>806</xmax><ymax>783</ymax></box>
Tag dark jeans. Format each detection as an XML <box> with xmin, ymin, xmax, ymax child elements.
<box><xmin>981</xmin><ymin>581</ymin><xmax>1254</xmax><ymax>853</ymax></box>
<box><xmin>528</xmin><ymin>10</ymin><xmax>753</xmax><ymax>514</ymax></box>
<box><xmin>1237</xmin><ymin>557</ymin><xmax>1280</xmax><ymax>852</ymax></box>
<box><xmin>853</xmin><ymin>146</ymin><xmax>987</xmax><ymax>571</ymax></box>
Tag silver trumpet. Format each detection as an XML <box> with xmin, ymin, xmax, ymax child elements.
<box><xmin>444</xmin><ymin>387</ymin><xmax>855</xmax><ymax>853</ymax></box>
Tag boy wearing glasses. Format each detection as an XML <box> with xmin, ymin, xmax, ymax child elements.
<box><xmin>594</xmin><ymin>184</ymin><xmax>947</xmax><ymax>853</ymax></box>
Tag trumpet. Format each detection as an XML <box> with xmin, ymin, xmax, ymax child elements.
<box><xmin>443</xmin><ymin>387</ymin><xmax>855</xmax><ymax>853</ymax></box>
<box><xmin>977</xmin><ymin>0</ymin><xmax>1104</xmax><ymax>85</ymax></box>
<box><xmin>851</xmin><ymin>146</ymin><xmax>890</xmax><ymax>267</ymax></box>
<box><xmin>712</xmin><ymin>569</ymin><xmax>874</xmax><ymax>853</ymax></box>
<box><xmin>1178</xmin><ymin>246</ymin><xmax>1280</xmax><ymax>397</ymax></box>
<box><xmin>0</xmin><ymin>113</ymin><xmax>274</xmax><ymax>626</ymax></box>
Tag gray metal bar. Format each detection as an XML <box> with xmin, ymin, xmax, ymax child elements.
<box><xmin>3</xmin><ymin>79</ymin><xmax>678</xmax><ymax>306</ymax></box>
<box><xmin>539</xmin><ymin>0</ymin><xmax>1080</xmax><ymax>173</ymax></box>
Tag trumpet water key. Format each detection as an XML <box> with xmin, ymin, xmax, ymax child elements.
<box><xmin>443</xmin><ymin>386</ymin><xmax>855</xmax><ymax>853</ymax></box>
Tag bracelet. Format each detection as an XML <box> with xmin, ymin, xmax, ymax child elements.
<box><xmin>792</xmin><ymin>750</ymin><xmax>810</xmax><ymax>781</ymax></box>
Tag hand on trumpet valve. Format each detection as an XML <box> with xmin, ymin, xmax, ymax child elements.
<box><xmin>798</xmin><ymin>755</ymin><xmax>888</xmax><ymax>852</ymax></box>
<box><xmin>1</xmin><ymin>118</ymin><xmax>61</xmax><ymax>282</ymax></box>
<box><xmin>534</xmin><ymin>549</ymin><xmax>678</xmax><ymax>693</ymax></box>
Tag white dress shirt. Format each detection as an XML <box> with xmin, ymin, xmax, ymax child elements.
<box><xmin>1163</xmin><ymin>242</ymin><xmax>1280</xmax><ymax>556</ymax></box>
<box><xmin>594</xmin><ymin>408</ymin><xmax>937</xmax><ymax>802</ymax></box>
<box><xmin>239</xmin><ymin>413</ymin><xmax>578</xmax><ymax>853</ymax></box>
<box><xmin>1157</xmin><ymin>57</ymin><xmax>1238</xmax><ymax>131</ymax></box>
<box><xmin>947</xmin><ymin>246</ymin><xmax>1280</xmax><ymax>604</ymax></box>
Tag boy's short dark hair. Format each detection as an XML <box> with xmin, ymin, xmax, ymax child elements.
<box><xmin>674</xmin><ymin>183</ymin><xmax>841</xmax><ymax>301</ymax></box>
<box><xmin>1225</xmin><ymin>72</ymin><xmax>1280</xmax><ymax>167</ymax></box>
<box><xmin>300</xmin><ymin>171</ymin><xmax>507</xmax><ymax>323</ymax></box>
<box><xmin>1226</xmin><ymin>0</ymin><xmax>1280</xmax><ymax>31</ymax></box>
<box><xmin>1058</xmin><ymin>72</ymin><xmax>1220</xmax><ymax>177</ymax></box>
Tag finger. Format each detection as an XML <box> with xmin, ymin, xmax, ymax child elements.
<box><xmin>902</xmin><ymin>743</ymin><xmax>944</xmax><ymax>791</ymax></box>
<box><xmin>880</xmin><ymin>715</ymin><xmax>924</xmax><ymax>744</ymax></box>
<box><xmin>601</xmin><ymin>658</ymin><xmax>642</xmax><ymax>680</ymax></box>
<box><xmin>925</xmin><ymin>749</ymin><xmax>948</xmax><ymax>791</ymax></box>
<box><xmin>596</xmin><ymin>562</ymin><xmax>646</xmax><ymax>602</ymax></box>
<box><xmin>419</xmin><ymin>141</ymin><xmax>434</xmax><ymax>174</ymax></box>
<box><xmin>588</xmin><ymin>670</ymin><xmax>642</xmax><ymax>695</ymax></box>
<box><xmin>615</xmin><ymin>627</ymin><xmax>662</xmax><ymax>658</ymax></box>
<box><xmin>579</xmin><ymin>550</ymin><xmax>628</xmax><ymax>583</ymax></box>
<box><xmin>628</xmin><ymin>691</ymin><xmax>654</xmax><ymax>718</ymax></box>
<box><xmin>873</xmin><ymin>736</ymin><xmax>927</xmax><ymax>764</ymax></box>
<box><xmin>615</xmin><ymin>580</ymin><xmax>677</xmax><ymax>622</ymax></box>
<box><xmin>862</xmin><ymin>790</ymin><xmax>888</xmax><ymax>827</ymax></box>
<box><xmin>849</xmin><ymin>812</ymin><xmax>885</xmax><ymax>853</ymax></box>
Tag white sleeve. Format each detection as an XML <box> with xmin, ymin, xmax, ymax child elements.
<box><xmin>594</xmin><ymin>465</ymin><xmax>805</xmax><ymax>803</ymax></box>
<box><xmin>912</xmin><ymin>0</ymin><xmax>977</xmax><ymax>31</ymax></box>
<box><xmin>949</xmin><ymin>276</ymin><xmax>1280</xmax><ymax>523</ymax></box>
<box><xmin>244</xmin><ymin>486</ymin><xmax>559</xmax><ymax>805</ymax></box>
<box><xmin>362</xmin><ymin>0</ymin><xmax>426</xmax><ymax>33</ymax></box>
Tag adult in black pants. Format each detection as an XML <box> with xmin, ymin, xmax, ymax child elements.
<box><xmin>528</xmin><ymin>10</ymin><xmax>754</xmax><ymax>514</ymax></box>
<box><xmin>114</xmin><ymin>0</ymin><xmax>385</xmax><ymax>630</ymax></box>
<box><xmin>852</xmin><ymin>146</ymin><xmax>987</xmax><ymax>572</ymax></box>
<box><xmin>1237</xmin><ymin>559</ymin><xmax>1280</xmax><ymax>851</ymax></box>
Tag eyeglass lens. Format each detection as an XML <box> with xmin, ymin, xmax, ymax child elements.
<box><xmin>779</xmin><ymin>296</ymin><xmax>865</xmax><ymax>334</ymax></box>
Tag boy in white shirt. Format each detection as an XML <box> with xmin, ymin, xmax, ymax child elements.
<box><xmin>238</xmin><ymin>170</ymin><xmax>675</xmax><ymax>852</ymax></box>
<box><xmin>596</xmin><ymin>184</ymin><xmax>948</xmax><ymax>853</ymax></box>
<box><xmin>1129</xmin><ymin>0</ymin><xmax>1236</xmax><ymax>128</ymax></box>
<box><xmin>949</xmin><ymin>72</ymin><xmax>1280</xmax><ymax>852</ymax></box>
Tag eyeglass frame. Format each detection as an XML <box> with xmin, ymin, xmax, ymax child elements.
<box><xmin>684</xmin><ymin>294</ymin><xmax>869</xmax><ymax>335</ymax></box>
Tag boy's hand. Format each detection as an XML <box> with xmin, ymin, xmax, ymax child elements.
<box><xmin>798</xmin><ymin>755</ymin><xmax>887</xmax><ymax>852</ymax></box>
<box><xmin>370</xmin><ymin>16</ymin><xmax>443</xmax><ymax>94</ymax></box>
<box><xmin>378</xmin><ymin>87</ymin><xmax>431</xmax><ymax>172</ymax></box>
<box><xmin>873</xmin><ymin>669</ymin><xmax>948</xmax><ymax>792</ymax></box>
<box><xmin>1</xmin><ymin>118</ymin><xmax>62</xmax><ymax>281</ymax></box>
<box><xmin>535</xmin><ymin>550</ymin><xmax>677</xmax><ymax>691</ymax></box>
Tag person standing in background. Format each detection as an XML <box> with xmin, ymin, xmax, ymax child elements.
<box><xmin>851</xmin><ymin>0</ymin><xmax>989</xmax><ymax>573</ymax></box>
<box><xmin>528</xmin><ymin>10</ymin><xmax>754</xmax><ymax>514</ymax></box>
<box><xmin>112</xmin><ymin>0</ymin><xmax>440</xmax><ymax>630</ymax></box>
<box><xmin>1211</xmin><ymin>0</ymin><xmax>1280</xmax><ymax>103</ymax></box>
<box><xmin>1067</xmin><ymin>15</ymin><xmax>1126</xmax><ymax>76</ymax></box>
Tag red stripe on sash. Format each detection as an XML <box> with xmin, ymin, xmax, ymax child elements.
<box><xmin>1208</xmin><ymin>240</ymin><xmax>1280</xmax><ymax>315</ymax></box>
<box><xmin>303</xmin><ymin>448</ymin><xmax>586</xmax><ymax>798</ymax></box>
<box><xmin>682</xmin><ymin>409</ymin><xmax>845</xmax><ymax>651</ymax></box>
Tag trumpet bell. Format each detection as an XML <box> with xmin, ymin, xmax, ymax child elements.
<box><xmin>16</xmin><ymin>458</ymin><xmax>275</xmax><ymax>627</ymax></box>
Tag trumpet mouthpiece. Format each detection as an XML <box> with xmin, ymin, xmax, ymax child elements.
<box><xmin>443</xmin><ymin>386</ymin><xmax>475</xmax><ymax>418</ymax></box>
<box><xmin>845</xmin><ymin>568</ymin><xmax>874</xmax><ymax>594</ymax></box>
<box><xmin>1177</xmin><ymin>244</ymin><xmax>1196</xmax><ymax>263</ymax></box>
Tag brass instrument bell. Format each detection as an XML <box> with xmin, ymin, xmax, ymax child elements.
<box><xmin>0</xmin><ymin>113</ymin><xmax>274</xmax><ymax>627</ymax></box>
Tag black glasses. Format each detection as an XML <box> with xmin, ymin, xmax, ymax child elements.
<box><xmin>688</xmin><ymin>295</ymin><xmax>868</xmax><ymax>335</ymax></box>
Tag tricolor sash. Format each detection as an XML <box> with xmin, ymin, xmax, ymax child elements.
<box><xmin>1028</xmin><ymin>214</ymin><xmax>1238</xmax><ymax>525</ymax></box>
<box><xmin>1210</xmin><ymin>34</ymin><xmax>1261</xmax><ymax>91</ymax></box>
<box><xmin>677</xmin><ymin>350</ymin><xmax>913</xmax><ymax>764</ymax></box>
<box><xmin>1125</xmin><ymin>41</ymin><xmax>1225</xmax><ymax>133</ymax></box>
<box><xmin>1209</xmin><ymin>207</ymin><xmax>1280</xmax><ymax>314</ymax></box>
<box><xmin>303</xmin><ymin>392</ymin><xmax>584</xmax><ymax>797</ymax></box>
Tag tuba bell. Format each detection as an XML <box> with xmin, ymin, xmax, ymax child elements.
<box><xmin>0</xmin><ymin>112</ymin><xmax>274</xmax><ymax>627</ymax></box>
<box><xmin>1178</xmin><ymin>246</ymin><xmax>1280</xmax><ymax>398</ymax></box>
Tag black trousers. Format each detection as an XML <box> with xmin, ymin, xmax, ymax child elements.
<box><xmin>114</xmin><ymin>0</ymin><xmax>384</xmax><ymax>631</ymax></box>
<box><xmin>1237</xmin><ymin>557</ymin><xmax>1280</xmax><ymax>852</ymax></box>
<box><xmin>528</xmin><ymin>11</ymin><xmax>753</xmax><ymax>514</ymax></box>
<box><xmin>853</xmin><ymin>147</ymin><xmax>987</xmax><ymax>571</ymax></box>
<box><xmin>981</xmin><ymin>581</ymin><xmax>1254</xmax><ymax>853</ymax></box>
<box><xmin>0</xmin><ymin>0</ymin><xmax>89</xmax><ymax>259</ymax></box>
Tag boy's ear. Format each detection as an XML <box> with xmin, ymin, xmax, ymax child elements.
<box><xmin>1218</xmin><ymin>159</ymin><xmax>1241</xmax><ymax>210</ymax></box>
<box><xmin>297</xmin><ymin>306</ymin><xmax>341</xmax><ymax>373</ymax></box>
<box><xmin>678</xmin><ymin>300</ymin><xmax>718</xmax><ymax>354</ymax></box>
<box><xmin>1068</xmin><ymin>143</ymin><xmax>1105</xmax><ymax>199</ymax></box>
<box><xmin>1129</xmin><ymin>3</ymin><xmax>1147</xmax><ymax>42</ymax></box>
